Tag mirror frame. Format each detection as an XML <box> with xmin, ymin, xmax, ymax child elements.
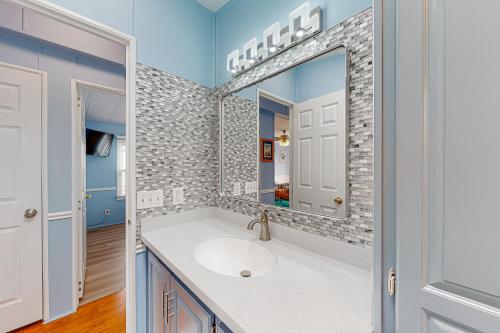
<box><xmin>219</xmin><ymin>43</ymin><xmax>351</xmax><ymax>219</ymax></box>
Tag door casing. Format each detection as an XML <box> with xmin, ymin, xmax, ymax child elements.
<box><xmin>71</xmin><ymin>79</ymin><xmax>126</xmax><ymax>308</ymax></box>
<box><xmin>6</xmin><ymin>0</ymin><xmax>137</xmax><ymax>330</ymax></box>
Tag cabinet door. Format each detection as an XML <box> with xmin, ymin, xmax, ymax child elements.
<box><xmin>148</xmin><ymin>253</ymin><xmax>171</xmax><ymax>333</ymax></box>
<box><xmin>170</xmin><ymin>278</ymin><xmax>212</xmax><ymax>333</ymax></box>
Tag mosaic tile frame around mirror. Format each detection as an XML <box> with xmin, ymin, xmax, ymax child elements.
<box><xmin>220</xmin><ymin>45</ymin><xmax>350</xmax><ymax>219</ymax></box>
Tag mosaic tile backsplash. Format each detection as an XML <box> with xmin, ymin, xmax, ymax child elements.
<box><xmin>221</xmin><ymin>94</ymin><xmax>258</xmax><ymax>202</ymax></box>
<box><xmin>135</xmin><ymin>63</ymin><xmax>218</xmax><ymax>245</ymax></box>
<box><xmin>136</xmin><ymin>8</ymin><xmax>373</xmax><ymax>248</ymax></box>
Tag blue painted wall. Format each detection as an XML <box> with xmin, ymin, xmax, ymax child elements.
<box><xmin>294</xmin><ymin>53</ymin><xmax>345</xmax><ymax>102</ymax></box>
<box><xmin>0</xmin><ymin>30</ymin><xmax>125</xmax><ymax>320</ymax></box>
<box><xmin>215</xmin><ymin>0</ymin><xmax>371</xmax><ymax>85</ymax></box>
<box><xmin>86</xmin><ymin>121</ymin><xmax>126</xmax><ymax>229</ymax></box>
<box><xmin>259</xmin><ymin>108</ymin><xmax>275</xmax><ymax>205</ymax></box>
<box><xmin>134</xmin><ymin>0</ymin><xmax>215</xmax><ymax>87</ymax></box>
<box><xmin>48</xmin><ymin>219</ymin><xmax>73</xmax><ymax>318</ymax></box>
<box><xmin>47</xmin><ymin>0</ymin><xmax>133</xmax><ymax>34</ymax></box>
<box><xmin>136</xmin><ymin>251</ymin><xmax>147</xmax><ymax>333</ymax></box>
<box><xmin>259</xmin><ymin>69</ymin><xmax>295</xmax><ymax>102</ymax></box>
<box><xmin>48</xmin><ymin>0</ymin><xmax>216</xmax><ymax>87</ymax></box>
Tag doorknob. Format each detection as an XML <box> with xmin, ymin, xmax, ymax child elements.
<box><xmin>334</xmin><ymin>196</ymin><xmax>343</xmax><ymax>206</ymax></box>
<box><xmin>85</xmin><ymin>193</ymin><xmax>92</xmax><ymax>199</ymax></box>
<box><xmin>24</xmin><ymin>208</ymin><xmax>38</xmax><ymax>218</ymax></box>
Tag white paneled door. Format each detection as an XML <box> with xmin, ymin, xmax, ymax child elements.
<box><xmin>396</xmin><ymin>0</ymin><xmax>500</xmax><ymax>332</ymax></box>
<box><xmin>0</xmin><ymin>63</ymin><xmax>43</xmax><ymax>331</ymax></box>
<box><xmin>292</xmin><ymin>90</ymin><xmax>346</xmax><ymax>217</ymax></box>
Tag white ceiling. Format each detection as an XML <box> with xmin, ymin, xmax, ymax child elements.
<box><xmin>196</xmin><ymin>0</ymin><xmax>230</xmax><ymax>12</ymax></box>
<box><xmin>79</xmin><ymin>86</ymin><xmax>126</xmax><ymax>125</ymax></box>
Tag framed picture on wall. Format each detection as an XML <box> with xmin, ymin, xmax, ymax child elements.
<box><xmin>260</xmin><ymin>138</ymin><xmax>274</xmax><ymax>162</ymax></box>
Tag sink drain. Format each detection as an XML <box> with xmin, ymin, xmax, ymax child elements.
<box><xmin>240</xmin><ymin>270</ymin><xmax>252</xmax><ymax>278</ymax></box>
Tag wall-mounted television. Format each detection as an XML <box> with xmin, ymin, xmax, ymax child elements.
<box><xmin>86</xmin><ymin>128</ymin><xmax>114</xmax><ymax>157</ymax></box>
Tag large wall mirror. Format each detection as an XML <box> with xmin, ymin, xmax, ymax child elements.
<box><xmin>221</xmin><ymin>46</ymin><xmax>349</xmax><ymax>218</ymax></box>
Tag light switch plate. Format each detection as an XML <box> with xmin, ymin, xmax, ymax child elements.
<box><xmin>233</xmin><ymin>182</ymin><xmax>241</xmax><ymax>196</ymax></box>
<box><xmin>137</xmin><ymin>190</ymin><xmax>164</xmax><ymax>209</ymax></box>
<box><xmin>172</xmin><ymin>187</ymin><xmax>184</xmax><ymax>205</ymax></box>
<box><xmin>137</xmin><ymin>190</ymin><xmax>148</xmax><ymax>209</ymax></box>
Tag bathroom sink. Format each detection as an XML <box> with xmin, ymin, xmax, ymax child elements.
<box><xmin>194</xmin><ymin>238</ymin><xmax>277</xmax><ymax>277</ymax></box>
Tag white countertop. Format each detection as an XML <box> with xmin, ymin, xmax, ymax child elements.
<box><xmin>141</xmin><ymin>208</ymin><xmax>372</xmax><ymax>333</ymax></box>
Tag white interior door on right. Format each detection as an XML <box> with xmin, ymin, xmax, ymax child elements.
<box><xmin>396</xmin><ymin>0</ymin><xmax>500</xmax><ymax>332</ymax></box>
<box><xmin>292</xmin><ymin>90</ymin><xmax>346</xmax><ymax>217</ymax></box>
<box><xmin>0</xmin><ymin>63</ymin><xmax>43</xmax><ymax>332</ymax></box>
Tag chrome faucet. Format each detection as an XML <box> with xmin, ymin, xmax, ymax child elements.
<box><xmin>247</xmin><ymin>211</ymin><xmax>271</xmax><ymax>241</ymax></box>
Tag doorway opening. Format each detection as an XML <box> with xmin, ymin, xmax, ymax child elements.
<box><xmin>73</xmin><ymin>82</ymin><xmax>127</xmax><ymax>306</ymax></box>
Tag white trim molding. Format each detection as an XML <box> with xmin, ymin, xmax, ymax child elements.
<box><xmin>87</xmin><ymin>187</ymin><xmax>117</xmax><ymax>192</ymax></box>
<box><xmin>5</xmin><ymin>1</ymin><xmax>137</xmax><ymax>330</ymax></box>
<box><xmin>47</xmin><ymin>211</ymin><xmax>73</xmax><ymax>221</ymax></box>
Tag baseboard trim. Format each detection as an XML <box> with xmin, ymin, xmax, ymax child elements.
<box><xmin>43</xmin><ymin>309</ymin><xmax>76</xmax><ymax>324</ymax></box>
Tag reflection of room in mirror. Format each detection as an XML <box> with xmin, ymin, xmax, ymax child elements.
<box><xmin>221</xmin><ymin>47</ymin><xmax>348</xmax><ymax>218</ymax></box>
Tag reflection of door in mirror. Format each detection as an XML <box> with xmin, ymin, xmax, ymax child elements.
<box><xmin>292</xmin><ymin>90</ymin><xmax>346</xmax><ymax>217</ymax></box>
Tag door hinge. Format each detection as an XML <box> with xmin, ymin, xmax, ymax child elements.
<box><xmin>387</xmin><ymin>267</ymin><xmax>396</xmax><ymax>296</ymax></box>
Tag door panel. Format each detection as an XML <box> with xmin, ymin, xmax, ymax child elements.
<box><xmin>148</xmin><ymin>253</ymin><xmax>171</xmax><ymax>333</ymax></box>
<box><xmin>0</xmin><ymin>64</ymin><xmax>42</xmax><ymax>332</ymax></box>
<box><xmin>396</xmin><ymin>0</ymin><xmax>500</xmax><ymax>331</ymax></box>
<box><xmin>292</xmin><ymin>90</ymin><xmax>346</xmax><ymax>217</ymax></box>
<box><xmin>170</xmin><ymin>278</ymin><xmax>211</xmax><ymax>333</ymax></box>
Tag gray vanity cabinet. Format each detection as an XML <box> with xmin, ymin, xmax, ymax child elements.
<box><xmin>147</xmin><ymin>251</ymin><xmax>217</xmax><ymax>333</ymax></box>
<box><xmin>170</xmin><ymin>277</ymin><xmax>212</xmax><ymax>333</ymax></box>
<box><xmin>148</xmin><ymin>252</ymin><xmax>172</xmax><ymax>333</ymax></box>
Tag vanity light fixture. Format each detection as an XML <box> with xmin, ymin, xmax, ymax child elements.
<box><xmin>227</xmin><ymin>49</ymin><xmax>240</xmax><ymax>75</ymax></box>
<box><xmin>226</xmin><ymin>2</ymin><xmax>322</xmax><ymax>77</ymax></box>
<box><xmin>243</xmin><ymin>38</ymin><xmax>258</xmax><ymax>68</ymax></box>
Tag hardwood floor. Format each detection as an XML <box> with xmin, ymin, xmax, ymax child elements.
<box><xmin>81</xmin><ymin>223</ymin><xmax>126</xmax><ymax>305</ymax></box>
<box><xmin>12</xmin><ymin>290</ymin><xmax>125</xmax><ymax>332</ymax></box>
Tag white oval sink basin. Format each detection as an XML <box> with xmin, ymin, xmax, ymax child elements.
<box><xmin>194</xmin><ymin>238</ymin><xmax>277</xmax><ymax>277</ymax></box>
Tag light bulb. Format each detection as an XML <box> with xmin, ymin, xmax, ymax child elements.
<box><xmin>295</xmin><ymin>29</ymin><xmax>305</xmax><ymax>38</ymax></box>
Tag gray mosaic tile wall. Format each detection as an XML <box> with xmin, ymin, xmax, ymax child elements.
<box><xmin>135</xmin><ymin>63</ymin><xmax>218</xmax><ymax>246</ymax></box>
<box><xmin>135</xmin><ymin>8</ymin><xmax>373</xmax><ymax>248</ymax></box>
<box><xmin>215</xmin><ymin>8</ymin><xmax>373</xmax><ymax>247</ymax></box>
<box><xmin>221</xmin><ymin>93</ymin><xmax>258</xmax><ymax>201</ymax></box>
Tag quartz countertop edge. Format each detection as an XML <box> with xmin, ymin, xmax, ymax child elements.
<box><xmin>141</xmin><ymin>207</ymin><xmax>372</xmax><ymax>333</ymax></box>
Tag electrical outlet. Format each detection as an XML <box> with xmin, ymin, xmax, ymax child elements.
<box><xmin>151</xmin><ymin>189</ymin><xmax>164</xmax><ymax>208</ymax></box>
<box><xmin>245</xmin><ymin>181</ymin><xmax>257</xmax><ymax>194</ymax></box>
<box><xmin>233</xmin><ymin>182</ymin><xmax>241</xmax><ymax>196</ymax></box>
<box><xmin>172</xmin><ymin>187</ymin><xmax>184</xmax><ymax>205</ymax></box>
<box><xmin>104</xmin><ymin>209</ymin><xmax>111</xmax><ymax>216</ymax></box>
